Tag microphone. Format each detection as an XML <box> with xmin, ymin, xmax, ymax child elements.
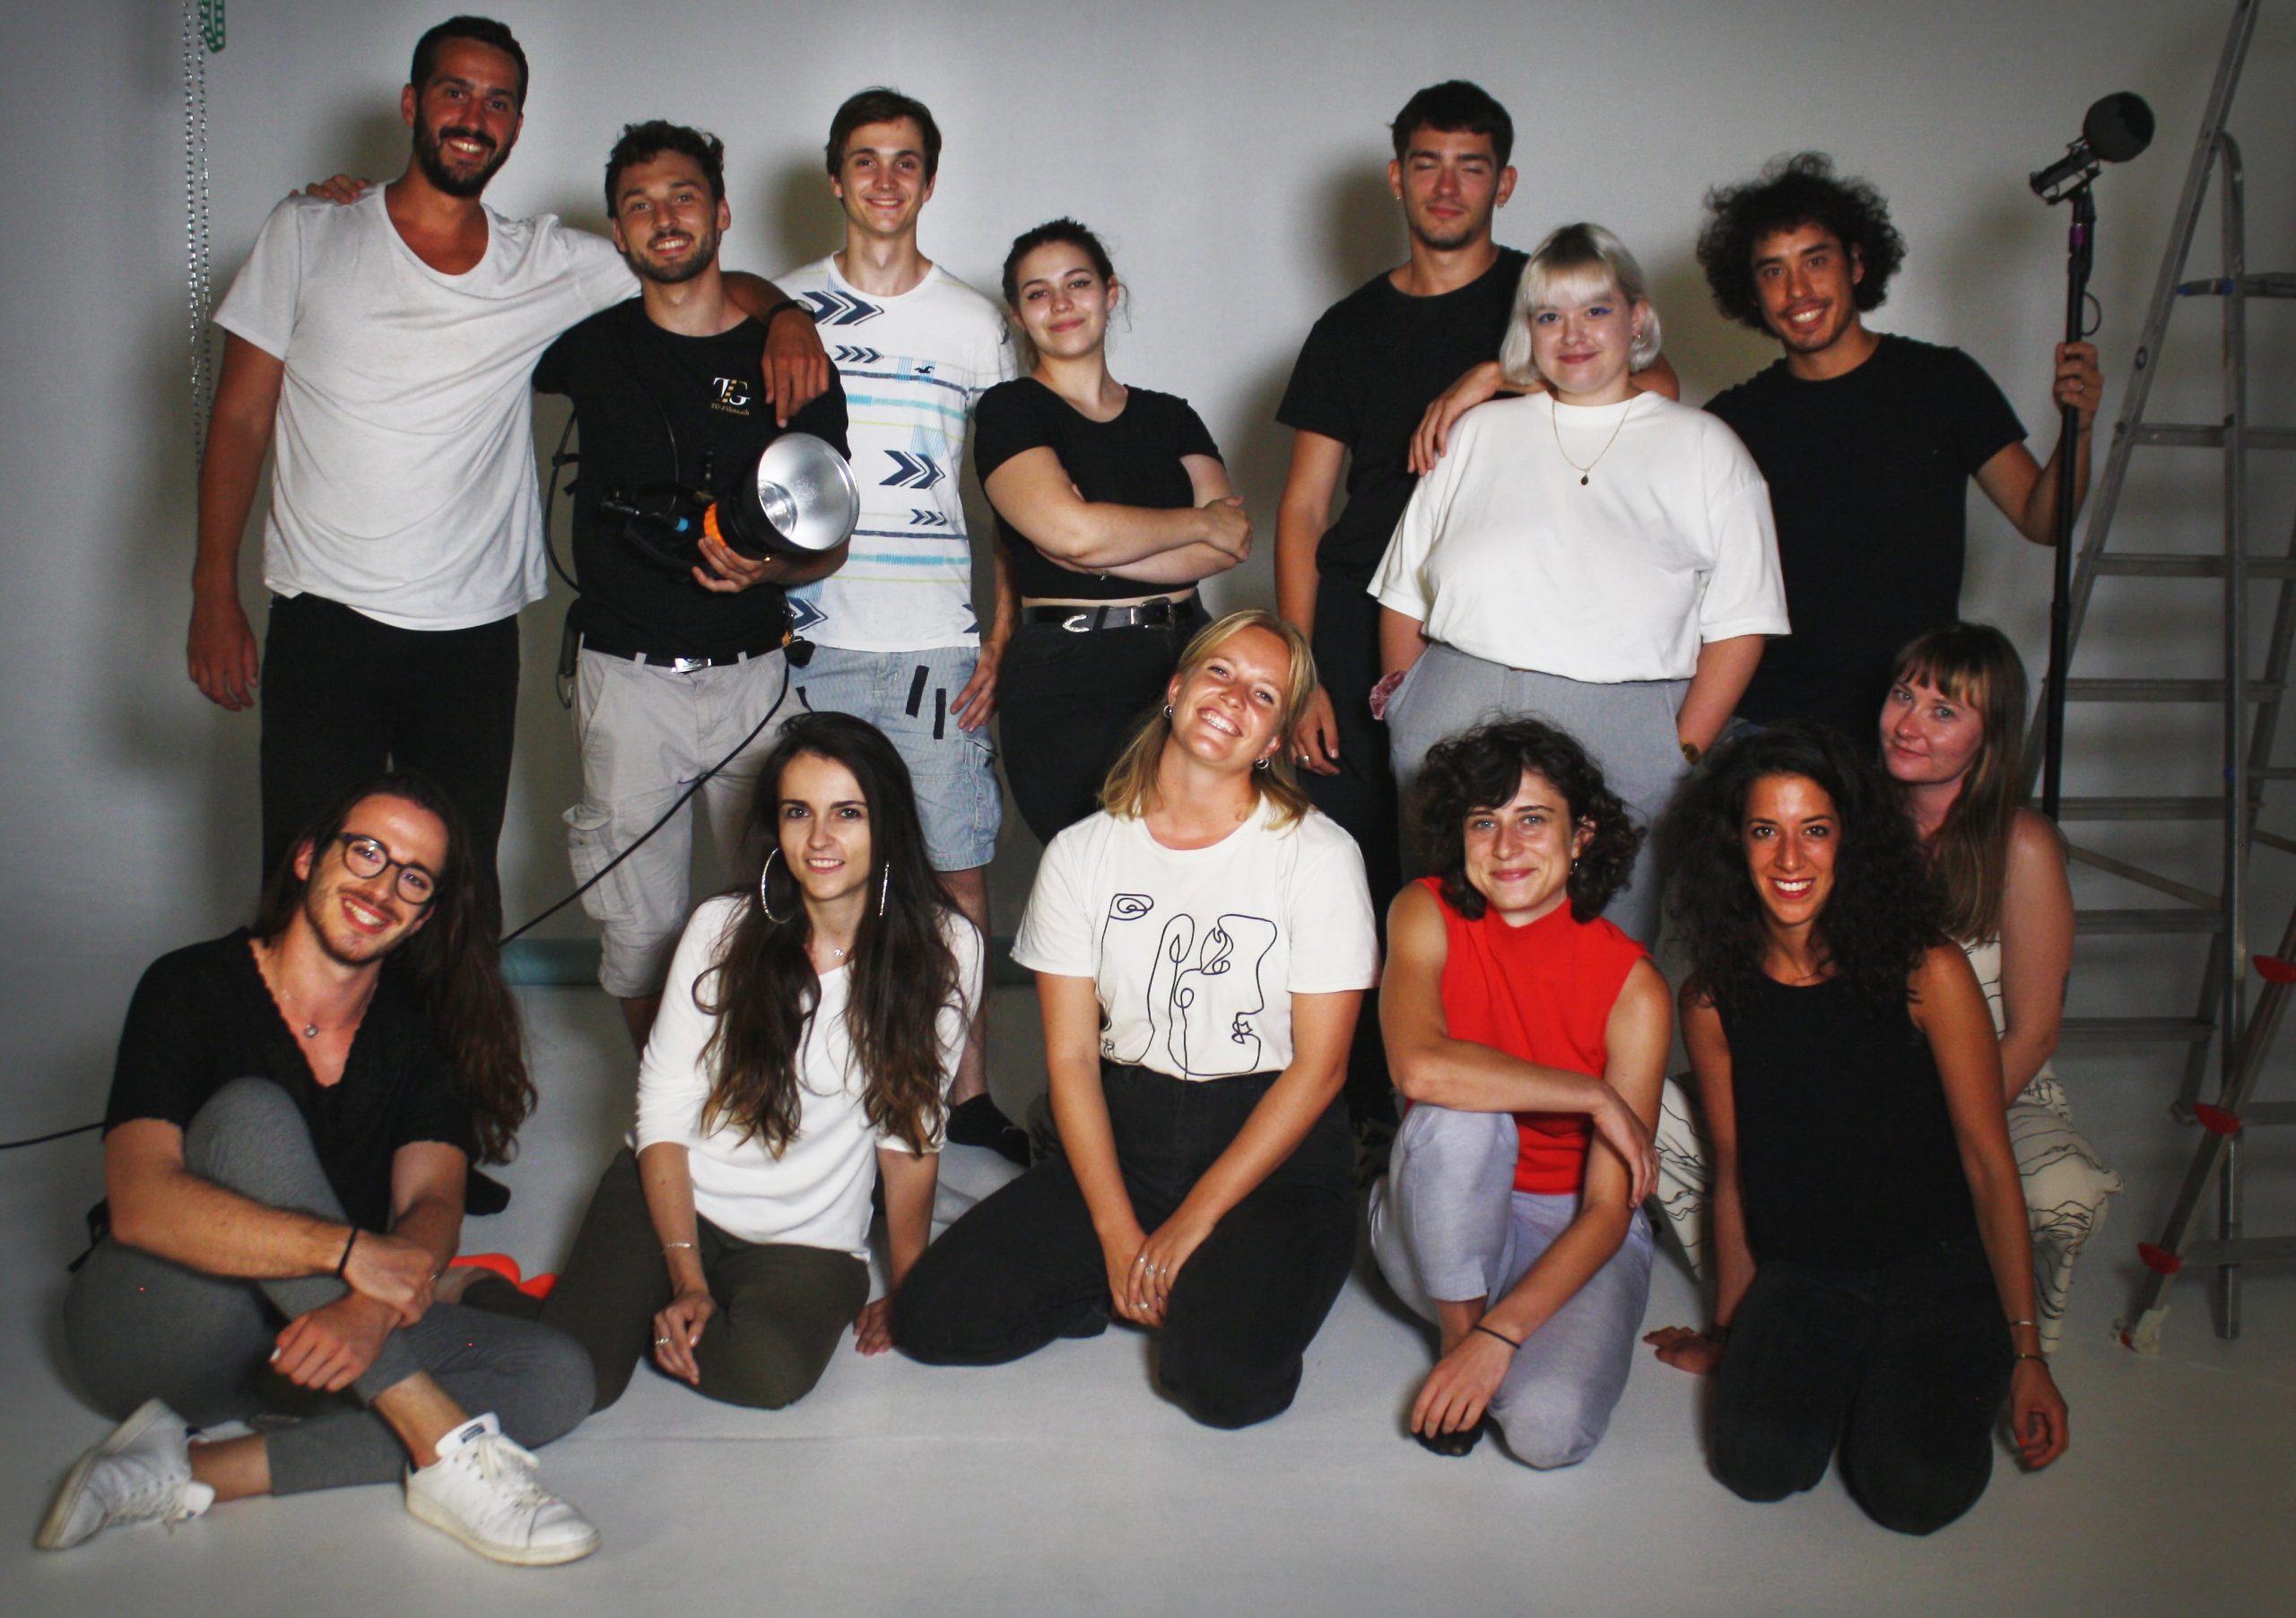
<box><xmin>2031</xmin><ymin>92</ymin><xmax>2155</xmax><ymax>203</ymax></box>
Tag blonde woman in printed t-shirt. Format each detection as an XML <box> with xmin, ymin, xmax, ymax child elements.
<box><xmin>1370</xmin><ymin>222</ymin><xmax>1789</xmax><ymax>944</ymax></box>
<box><xmin>895</xmin><ymin>611</ymin><xmax>1377</xmax><ymax>1428</ymax></box>
<box><xmin>465</xmin><ymin>713</ymin><xmax>981</xmax><ymax>1410</ymax></box>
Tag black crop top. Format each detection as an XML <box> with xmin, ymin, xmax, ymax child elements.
<box><xmin>972</xmin><ymin>378</ymin><xmax>1222</xmax><ymax>602</ymax></box>
<box><xmin>1715</xmin><ymin>971</ymin><xmax>1980</xmax><ymax>1268</ymax></box>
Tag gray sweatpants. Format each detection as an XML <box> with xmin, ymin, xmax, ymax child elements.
<box><xmin>1382</xmin><ymin>643</ymin><xmax>1690</xmax><ymax>946</ymax></box>
<box><xmin>62</xmin><ymin>1077</ymin><xmax>593</xmax><ymax>1494</ymax></box>
<box><xmin>1370</xmin><ymin>1102</ymin><xmax>1653</xmax><ymax>1468</ymax></box>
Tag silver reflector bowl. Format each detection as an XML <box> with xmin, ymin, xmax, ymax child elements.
<box><xmin>708</xmin><ymin>432</ymin><xmax>860</xmax><ymax>558</ymax></box>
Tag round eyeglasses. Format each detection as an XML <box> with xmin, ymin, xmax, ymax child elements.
<box><xmin>333</xmin><ymin>833</ymin><xmax>439</xmax><ymax>907</ymax></box>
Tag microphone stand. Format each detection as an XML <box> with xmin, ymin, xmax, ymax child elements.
<box><xmin>2041</xmin><ymin>181</ymin><xmax>2094</xmax><ymax>819</ymax></box>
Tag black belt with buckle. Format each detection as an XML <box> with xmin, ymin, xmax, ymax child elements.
<box><xmin>1021</xmin><ymin>599</ymin><xmax>1193</xmax><ymax>633</ymax></box>
<box><xmin>582</xmin><ymin>638</ymin><xmax>776</xmax><ymax>672</ymax></box>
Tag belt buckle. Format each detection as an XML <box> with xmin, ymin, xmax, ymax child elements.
<box><xmin>668</xmin><ymin>656</ymin><xmax>709</xmax><ymax>673</ymax></box>
<box><xmin>1059</xmin><ymin>611</ymin><xmax>1092</xmax><ymax>634</ymax></box>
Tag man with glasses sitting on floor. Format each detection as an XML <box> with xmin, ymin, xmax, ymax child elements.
<box><xmin>39</xmin><ymin>773</ymin><xmax>602</xmax><ymax>1567</ymax></box>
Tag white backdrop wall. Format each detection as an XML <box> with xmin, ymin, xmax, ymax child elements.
<box><xmin>3</xmin><ymin>0</ymin><xmax>2291</xmax><ymax>1141</ymax></box>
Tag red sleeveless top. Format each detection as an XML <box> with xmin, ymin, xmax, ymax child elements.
<box><xmin>1422</xmin><ymin>876</ymin><xmax>1647</xmax><ymax>1195</ymax></box>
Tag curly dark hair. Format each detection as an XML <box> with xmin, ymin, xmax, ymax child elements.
<box><xmin>1696</xmin><ymin>152</ymin><xmax>1907</xmax><ymax>334</ymax></box>
<box><xmin>697</xmin><ymin>712</ymin><xmax>969</xmax><ymax>1157</ymax></box>
<box><xmin>1662</xmin><ymin>723</ymin><xmax>1941</xmax><ymax>1016</ymax></box>
<box><xmin>1412</xmin><ymin>718</ymin><xmax>1641</xmax><ymax>924</ymax></box>
<box><xmin>254</xmin><ymin>771</ymin><xmax>533</xmax><ymax>1164</ymax></box>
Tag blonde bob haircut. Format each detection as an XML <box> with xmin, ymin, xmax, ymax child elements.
<box><xmin>1499</xmin><ymin>222</ymin><xmax>1664</xmax><ymax>388</ymax></box>
<box><xmin>1097</xmin><ymin>609</ymin><xmax>1319</xmax><ymax>829</ymax></box>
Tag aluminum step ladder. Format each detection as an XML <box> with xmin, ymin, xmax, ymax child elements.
<box><xmin>2019</xmin><ymin>0</ymin><xmax>2296</xmax><ymax>1346</ymax></box>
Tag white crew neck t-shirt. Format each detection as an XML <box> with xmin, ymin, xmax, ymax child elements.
<box><xmin>774</xmin><ymin>257</ymin><xmax>1015</xmax><ymax>652</ymax></box>
<box><xmin>214</xmin><ymin>191</ymin><xmax>634</xmax><ymax>631</ymax></box>
<box><xmin>1014</xmin><ymin>800</ymin><xmax>1378</xmax><ymax>1081</ymax></box>
<box><xmin>631</xmin><ymin>895</ymin><xmax>984</xmax><ymax>1256</ymax></box>
<box><xmin>1370</xmin><ymin>392</ymin><xmax>1789</xmax><ymax>682</ymax></box>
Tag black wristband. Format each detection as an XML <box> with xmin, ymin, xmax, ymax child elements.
<box><xmin>762</xmin><ymin>298</ymin><xmax>808</xmax><ymax>327</ymax></box>
<box><xmin>1471</xmin><ymin>1321</ymin><xmax>1522</xmax><ymax>1351</ymax></box>
<box><xmin>335</xmin><ymin>1226</ymin><xmax>359</xmax><ymax>1278</ymax></box>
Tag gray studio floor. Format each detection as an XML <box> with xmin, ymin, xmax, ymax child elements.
<box><xmin>7</xmin><ymin>978</ymin><xmax>2292</xmax><ymax>1617</ymax></box>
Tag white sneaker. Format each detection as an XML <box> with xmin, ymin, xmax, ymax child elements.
<box><xmin>403</xmin><ymin>1414</ymin><xmax>598</xmax><ymax>1567</ymax></box>
<box><xmin>36</xmin><ymin>1399</ymin><xmax>215</xmax><ymax>1551</ymax></box>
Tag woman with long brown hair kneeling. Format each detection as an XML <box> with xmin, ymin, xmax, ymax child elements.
<box><xmin>894</xmin><ymin>611</ymin><xmax>1376</xmax><ymax>1427</ymax></box>
<box><xmin>467</xmin><ymin>713</ymin><xmax>980</xmax><ymax>1408</ymax></box>
<box><xmin>1645</xmin><ymin>725</ymin><xmax>2066</xmax><ymax>1533</ymax></box>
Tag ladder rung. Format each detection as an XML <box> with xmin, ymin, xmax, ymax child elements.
<box><xmin>2059</xmin><ymin>1016</ymin><xmax>2214</xmax><ymax>1044</ymax></box>
<box><xmin>2177</xmin><ymin>272</ymin><xmax>2296</xmax><ymax>299</ymax></box>
<box><xmin>2092</xmin><ymin>552</ymin><xmax>2296</xmax><ymax>578</ymax></box>
<box><xmin>2057</xmin><ymin>796</ymin><xmax>2224</xmax><ymax>821</ymax></box>
<box><xmin>2181</xmin><ymin>1235</ymin><xmax>2296</xmax><ymax>1267</ymax></box>
<box><xmin>2127</xmin><ymin>424</ymin><xmax>2296</xmax><ymax>450</ymax></box>
<box><xmin>2066</xmin><ymin>678</ymin><xmax>2283</xmax><ymax>702</ymax></box>
<box><xmin>2075</xmin><ymin>908</ymin><xmax>2222</xmax><ymax>935</ymax></box>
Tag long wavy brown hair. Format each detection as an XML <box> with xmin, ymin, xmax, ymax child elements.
<box><xmin>697</xmin><ymin>714</ymin><xmax>969</xmax><ymax>1155</ymax></box>
<box><xmin>253</xmin><ymin>772</ymin><xmax>534</xmax><ymax>1163</ymax></box>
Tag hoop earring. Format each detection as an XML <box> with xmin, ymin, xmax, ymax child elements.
<box><xmin>1163</xmin><ymin>703</ymin><xmax>1173</xmax><ymax>718</ymax></box>
<box><xmin>759</xmin><ymin>848</ymin><xmax>792</xmax><ymax>925</ymax></box>
<box><xmin>877</xmin><ymin>861</ymin><xmax>891</xmax><ymax>920</ymax></box>
<box><xmin>1254</xmin><ymin>755</ymin><xmax>1272</xmax><ymax>771</ymax></box>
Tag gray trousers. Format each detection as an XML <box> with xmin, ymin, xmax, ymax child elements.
<box><xmin>1383</xmin><ymin>643</ymin><xmax>1690</xmax><ymax>945</ymax></box>
<box><xmin>1370</xmin><ymin>1102</ymin><xmax>1654</xmax><ymax>1468</ymax></box>
<box><xmin>62</xmin><ymin>1077</ymin><xmax>593</xmax><ymax>1494</ymax></box>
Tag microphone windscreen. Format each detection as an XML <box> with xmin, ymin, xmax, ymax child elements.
<box><xmin>2083</xmin><ymin>92</ymin><xmax>2155</xmax><ymax>163</ymax></box>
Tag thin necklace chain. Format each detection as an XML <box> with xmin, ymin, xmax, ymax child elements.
<box><xmin>1550</xmin><ymin>394</ymin><xmax>1637</xmax><ymax>484</ymax></box>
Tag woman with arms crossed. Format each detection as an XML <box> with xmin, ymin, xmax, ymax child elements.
<box><xmin>896</xmin><ymin>611</ymin><xmax>1376</xmax><ymax>1427</ymax></box>
<box><xmin>1370</xmin><ymin>222</ymin><xmax>1787</xmax><ymax>942</ymax></box>
<box><xmin>976</xmin><ymin>218</ymin><xmax>1253</xmax><ymax>843</ymax></box>
<box><xmin>1646</xmin><ymin>725</ymin><xmax>2066</xmax><ymax>1534</ymax></box>
<box><xmin>1371</xmin><ymin>719</ymin><xmax>1665</xmax><ymax>1463</ymax></box>
<box><xmin>465</xmin><ymin>713</ymin><xmax>981</xmax><ymax>1407</ymax></box>
<box><xmin>1882</xmin><ymin>622</ymin><xmax>2120</xmax><ymax>1352</ymax></box>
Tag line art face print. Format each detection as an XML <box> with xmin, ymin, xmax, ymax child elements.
<box><xmin>1100</xmin><ymin>895</ymin><xmax>1278</xmax><ymax>1077</ymax></box>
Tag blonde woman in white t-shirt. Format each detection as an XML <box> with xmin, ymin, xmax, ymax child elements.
<box><xmin>1370</xmin><ymin>222</ymin><xmax>1790</xmax><ymax>943</ymax></box>
<box><xmin>895</xmin><ymin>610</ymin><xmax>1380</xmax><ymax>1427</ymax></box>
<box><xmin>463</xmin><ymin>712</ymin><xmax>980</xmax><ymax>1409</ymax></box>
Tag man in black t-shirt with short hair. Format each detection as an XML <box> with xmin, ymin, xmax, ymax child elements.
<box><xmin>1697</xmin><ymin>152</ymin><xmax>2104</xmax><ymax>735</ymax></box>
<box><xmin>1274</xmin><ymin>81</ymin><xmax>1677</xmax><ymax>1129</ymax></box>
<box><xmin>536</xmin><ymin>121</ymin><xmax>849</xmax><ymax>1050</ymax></box>
<box><xmin>44</xmin><ymin>774</ymin><xmax>598</xmax><ymax>1566</ymax></box>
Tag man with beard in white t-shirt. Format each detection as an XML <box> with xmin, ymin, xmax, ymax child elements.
<box><xmin>776</xmin><ymin>88</ymin><xmax>1023</xmax><ymax>1161</ymax></box>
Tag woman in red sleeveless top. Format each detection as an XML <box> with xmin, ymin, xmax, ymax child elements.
<box><xmin>1369</xmin><ymin>718</ymin><xmax>1665</xmax><ymax>1463</ymax></box>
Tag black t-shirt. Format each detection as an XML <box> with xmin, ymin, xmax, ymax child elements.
<box><xmin>535</xmin><ymin>300</ymin><xmax>851</xmax><ymax>660</ymax></box>
<box><xmin>1276</xmin><ymin>247</ymin><xmax>1527</xmax><ymax>587</ymax></box>
<box><xmin>103</xmin><ymin>932</ymin><xmax>474</xmax><ymax>1232</ymax></box>
<box><xmin>1706</xmin><ymin>335</ymin><xmax>2025</xmax><ymax>735</ymax></box>
<box><xmin>1717</xmin><ymin>972</ymin><xmax>1980</xmax><ymax>1269</ymax></box>
<box><xmin>974</xmin><ymin>378</ymin><xmax>1222</xmax><ymax>603</ymax></box>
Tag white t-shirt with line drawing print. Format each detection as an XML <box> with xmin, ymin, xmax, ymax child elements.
<box><xmin>774</xmin><ymin>257</ymin><xmax>1016</xmax><ymax>652</ymax></box>
<box><xmin>1013</xmin><ymin>800</ymin><xmax>1378</xmax><ymax>1083</ymax></box>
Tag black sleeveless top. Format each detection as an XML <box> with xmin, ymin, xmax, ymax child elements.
<box><xmin>1717</xmin><ymin>971</ymin><xmax>1980</xmax><ymax>1268</ymax></box>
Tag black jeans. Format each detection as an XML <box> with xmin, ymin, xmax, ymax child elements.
<box><xmin>261</xmin><ymin>593</ymin><xmax>520</xmax><ymax>927</ymax></box>
<box><xmin>1305</xmin><ymin>573</ymin><xmax>1399</xmax><ymax>1118</ymax></box>
<box><xmin>1711</xmin><ymin>1241</ymin><xmax>2013</xmax><ymax>1535</ymax></box>
<box><xmin>893</xmin><ymin>1063</ymin><xmax>1355</xmax><ymax>1429</ymax></box>
<box><xmin>466</xmin><ymin>1149</ymin><xmax>868</xmax><ymax>1414</ymax></box>
<box><xmin>996</xmin><ymin>602</ymin><xmax>1206</xmax><ymax>846</ymax></box>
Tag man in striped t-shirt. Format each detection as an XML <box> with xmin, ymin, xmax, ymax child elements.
<box><xmin>776</xmin><ymin>88</ymin><xmax>1024</xmax><ymax>1160</ymax></box>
